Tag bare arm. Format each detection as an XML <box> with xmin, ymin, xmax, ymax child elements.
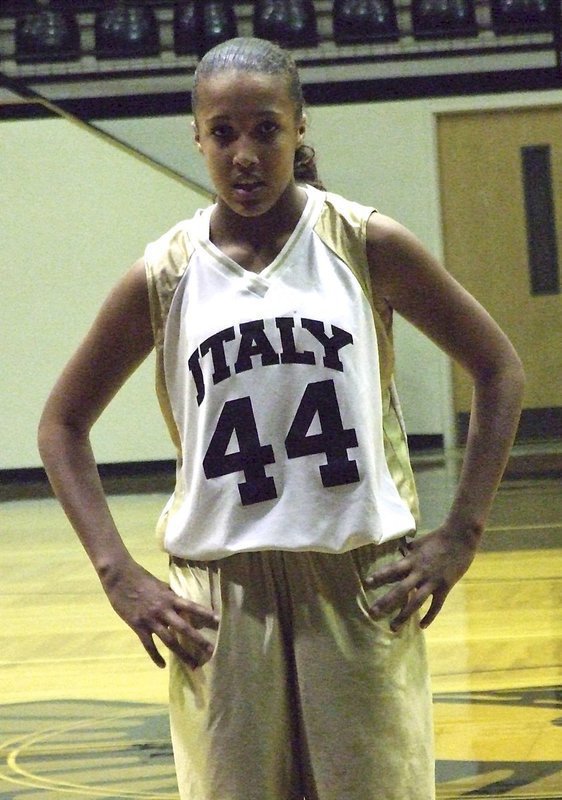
<box><xmin>365</xmin><ymin>214</ymin><xmax>525</xmax><ymax>628</ymax></box>
<box><xmin>38</xmin><ymin>259</ymin><xmax>217</xmax><ymax>667</ymax></box>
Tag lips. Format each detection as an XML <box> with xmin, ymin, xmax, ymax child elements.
<box><xmin>233</xmin><ymin>178</ymin><xmax>264</xmax><ymax>189</ymax></box>
<box><xmin>232</xmin><ymin>180</ymin><xmax>265</xmax><ymax>200</ymax></box>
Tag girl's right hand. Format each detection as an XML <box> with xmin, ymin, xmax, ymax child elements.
<box><xmin>101</xmin><ymin>559</ymin><xmax>220</xmax><ymax>669</ymax></box>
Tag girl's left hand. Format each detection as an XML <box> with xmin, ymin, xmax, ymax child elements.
<box><xmin>365</xmin><ymin>525</ymin><xmax>482</xmax><ymax>630</ymax></box>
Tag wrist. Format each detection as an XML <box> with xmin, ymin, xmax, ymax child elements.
<box><xmin>443</xmin><ymin>515</ymin><xmax>485</xmax><ymax>546</ymax></box>
<box><xmin>95</xmin><ymin>550</ymin><xmax>136</xmax><ymax>589</ymax></box>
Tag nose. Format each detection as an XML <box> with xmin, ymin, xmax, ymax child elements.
<box><xmin>232</xmin><ymin>137</ymin><xmax>259</xmax><ymax>168</ymax></box>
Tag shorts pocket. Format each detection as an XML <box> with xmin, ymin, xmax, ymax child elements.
<box><xmin>169</xmin><ymin>560</ymin><xmax>223</xmax><ymax>669</ymax></box>
<box><xmin>352</xmin><ymin>539</ymin><xmax>410</xmax><ymax>637</ymax></box>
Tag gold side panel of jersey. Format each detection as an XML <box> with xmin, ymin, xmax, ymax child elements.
<box><xmin>144</xmin><ymin>221</ymin><xmax>196</xmax><ymax>454</ymax></box>
<box><xmin>313</xmin><ymin>193</ymin><xmax>420</xmax><ymax>522</ymax></box>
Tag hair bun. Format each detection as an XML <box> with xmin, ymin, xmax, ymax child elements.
<box><xmin>294</xmin><ymin>144</ymin><xmax>325</xmax><ymax>191</ymax></box>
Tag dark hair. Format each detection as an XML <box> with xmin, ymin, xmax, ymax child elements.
<box><xmin>192</xmin><ymin>37</ymin><xmax>325</xmax><ymax>191</ymax></box>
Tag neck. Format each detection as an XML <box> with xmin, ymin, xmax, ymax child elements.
<box><xmin>211</xmin><ymin>182</ymin><xmax>307</xmax><ymax>249</ymax></box>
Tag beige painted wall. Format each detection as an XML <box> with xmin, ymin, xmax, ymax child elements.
<box><xmin>4</xmin><ymin>86</ymin><xmax>562</xmax><ymax>469</ymax></box>
<box><xmin>97</xmin><ymin>87</ymin><xmax>562</xmax><ymax>447</ymax></box>
<box><xmin>98</xmin><ymin>101</ymin><xmax>450</xmax><ymax>441</ymax></box>
<box><xmin>1</xmin><ymin>112</ymin><xmax>209</xmax><ymax>469</ymax></box>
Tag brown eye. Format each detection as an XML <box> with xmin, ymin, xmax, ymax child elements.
<box><xmin>212</xmin><ymin>125</ymin><xmax>234</xmax><ymax>141</ymax></box>
<box><xmin>257</xmin><ymin>120</ymin><xmax>278</xmax><ymax>138</ymax></box>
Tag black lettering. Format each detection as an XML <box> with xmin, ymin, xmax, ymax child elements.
<box><xmin>301</xmin><ymin>319</ymin><xmax>353</xmax><ymax>371</ymax></box>
<box><xmin>203</xmin><ymin>396</ymin><xmax>277</xmax><ymax>505</ymax></box>
<box><xmin>188</xmin><ymin>349</ymin><xmax>206</xmax><ymax>406</ymax></box>
<box><xmin>200</xmin><ymin>327</ymin><xmax>236</xmax><ymax>386</ymax></box>
<box><xmin>234</xmin><ymin>320</ymin><xmax>280</xmax><ymax>374</ymax></box>
<box><xmin>276</xmin><ymin>317</ymin><xmax>316</xmax><ymax>365</ymax></box>
<box><xmin>285</xmin><ymin>379</ymin><xmax>359</xmax><ymax>487</ymax></box>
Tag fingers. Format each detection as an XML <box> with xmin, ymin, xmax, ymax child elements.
<box><xmin>161</xmin><ymin>600</ymin><xmax>219</xmax><ymax>666</ymax></box>
<box><xmin>387</xmin><ymin>586</ymin><xmax>432</xmax><ymax>631</ymax></box>
<box><xmin>138</xmin><ymin>629</ymin><xmax>167</xmax><ymax>669</ymax></box>
<box><xmin>419</xmin><ymin>592</ymin><xmax>446</xmax><ymax>629</ymax></box>
<box><xmin>155</xmin><ymin>621</ymin><xmax>211</xmax><ymax>670</ymax></box>
<box><xmin>133</xmin><ymin>595</ymin><xmax>219</xmax><ymax>670</ymax></box>
<box><xmin>164</xmin><ymin>596</ymin><xmax>220</xmax><ymax>667</ymax></box>
<box><xmin>367</xmin><ymin>577</ymin><xmax>414</xmax><ymax>617</ymax></box>
<box><xmin>366</xmin><ymin>556</ymin><xmax>411</xmax><ymax>589</ymax></box>
<box><xmin>165</xmin><ymin>608</ymin><xmax>217</xmax><ymax>657</ymax></box>
<box><xmin>137</xmin><ymin>614</ymin><xmax>216</xmax><ymax>670</ymax></box>
<box><xmin>365</xmin><ymin>551</ymin><xmax>417</xmax><ymax>622</ymax></box>
<box><xmin>105</xmin><ymin>565</ymin><xmax>220</xmax><ymax>669</ymax></box>
<box><xmin>369</xmin><ymin>583</ymin><xmax>440</xmax><ymax>632</ymax></box>
<box><xmin>173</xmin><ymin>595</ymin><xmax>220</xmax><ymax>630</ymax></box>
<box><xmin>365</xmin><ymin>547</ymin><xmax>450</xmax><ymax>630</ymax></box>
<box><xmin>139</xmin><ymin>627</ymin><xmax>202</xmax><ymax>670</ymax></box>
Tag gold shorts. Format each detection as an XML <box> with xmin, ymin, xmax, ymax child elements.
<box><xmin>168</xmin><ymin>540</ymin><xmax>435</xmax><ymax>800</ymax></box>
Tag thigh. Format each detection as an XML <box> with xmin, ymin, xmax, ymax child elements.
<box><xmin>168</xmin><ymin>553</ymin><xmax>302</xmax><ymax>800</ymax></box>
<box><xmin>285</xmin><ymin>542</ymin><xmax>435</xmax><ymax>800</ymax></box>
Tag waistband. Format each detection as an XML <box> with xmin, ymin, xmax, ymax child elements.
<box><xmin>169</xmin><ymin>538</ymin><xmax>410</xmax><ymax>570</ymax></box>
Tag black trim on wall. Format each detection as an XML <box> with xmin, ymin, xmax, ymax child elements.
<box><xmin>1</xmin><ymin>67</ymin><xmax>562</xmax><ymax>121</ymax></box>
<box><xmin>1</xmin><ymin>438</ymin><xmax>444</xmax><ymax>501</ymax></box>
<box><xmin>0</xmin><ymin>460</ymin><xmax>176</xmax><ymax>501</ymax></box>
<box><xmin>521</xmin><ymin>144</ymin><xmax>560</xmax><ymax>296</ymax></box>
<box><xmin>457</xmin><ymin>406</ymin><xmax>562</xmax><ymax>444</ymax></box>
<box><xmin>408</xmin><ymin>434</ymin><xmax>444</xmax><ymax>451</ymax></box>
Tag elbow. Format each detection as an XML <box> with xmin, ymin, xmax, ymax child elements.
<box><xmin>37</xmin><ymin>403</ymin><xmax>89</xmax><ymax>467</ymax></box>
<box><xmin>37</xmin><ymin>418</ymin><xmax>56</xmax><ymax>465</ymax></box>
<box><xmin>515</xmin><ymin>357</ymin><xmax>526</xmax><ymax>398</ymax></box>
<box><xmin>505</xmin><ymin>348</ymin><xmax>526</xmax><ymax>400</ymax></box>
<box><xmin>37</xmin><ymin>403</ymin><xmax>52</xmax><ymax>461</ymax></box>
<box><xmin>37</xmin><ymin>407</ymin><xmax>62</xmax><ymax>467</ymax></box>
<box><xmin>476</xmin><ymin>347</ymin><xmax>526</xmax><ymax>408</ymax></box>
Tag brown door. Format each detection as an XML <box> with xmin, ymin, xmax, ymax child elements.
<box><xmin>437</xmin><ymin>107</ymin><xmax>562</xmax><ymax>441</ymax></box>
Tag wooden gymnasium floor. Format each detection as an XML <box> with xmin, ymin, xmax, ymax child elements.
<box><xmin>1</xmin><ymin>449</ymin><xmax>561</xmax><ymax>800</ymax></box>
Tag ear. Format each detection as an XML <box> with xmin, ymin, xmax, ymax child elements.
<box><xmin>297</xmin><ymin>114</ymin><xmax>307</xmax><ymax>147</ymax></box>
<box><xmin>192</xmin><ymin>120</ymin><xmax>203</xmax><ymax>153</ymax></box>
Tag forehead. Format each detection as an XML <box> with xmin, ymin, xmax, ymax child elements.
<box><xmin>194</xmin><ymin>70</ymin><xmax>296</xmax><ymax>120</ymax></box>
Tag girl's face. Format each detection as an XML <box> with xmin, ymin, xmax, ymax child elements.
<box><xmin>193</xmin><ymin>70</ymin><xmax>306</xmax><ymax>219</ymax></box>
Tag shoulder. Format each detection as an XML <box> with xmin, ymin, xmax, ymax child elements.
<box><xmin>319</xmin><ymin>188</ymin><xmax>375</xmax><ymax>225</ymax></box>
<box><xmin>364</xmin><ymin>212</ymin><xmax>520</xmax><ymax>379</ymax></box>
<box><xmin>95</xmin><ymin>258</ymin><xmax>152</xmax><ymax>339</ymax></box>
<box><xmin>366</xmin><ymin>212</ymin><xmax>423</xmax><ymax>262</ymax></box>
<box><xmin>313</xmin><ymin>187</ymin><xmax>375</xmax><ymax>264</ymax></box>
<box><xmin>144</xmin><ymin>217</ymin><xmax>197</xmax><ymax>278</ymax></box>
<box><xmin>144</xmin><ymin>211</ymin><xmax>209</xmax><ymax>342</ymax></box>
<box><xmin>365</xmin><ymin>212</ymin><xmax>449</xmax><ymax>304</ymax></box>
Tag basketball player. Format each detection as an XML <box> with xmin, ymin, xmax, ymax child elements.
<box><xmin>38</xmin><ymin>37</ymin><xmax>524</xmax><ymax>800</ymax></box>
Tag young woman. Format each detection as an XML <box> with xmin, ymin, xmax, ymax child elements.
<box><xmin>38</xmin><ymin>37</ymin><xmax>524</xmax><ymax>800</ymax></box>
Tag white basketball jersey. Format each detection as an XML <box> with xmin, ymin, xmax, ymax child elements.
<box><xmin>145</xmin><ymin>185</ymin><xmax>418</xmax><ymax>560</ymax></box>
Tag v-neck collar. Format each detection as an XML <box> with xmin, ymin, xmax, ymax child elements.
<box><xmin>194</xmin><ymin>185</ymin><xmax>321</xmax><ymax>291</ymax></box>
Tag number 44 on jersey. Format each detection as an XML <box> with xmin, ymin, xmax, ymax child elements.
<box><xmin>203</xmin><ymin>379</ymin><xmax>360</xmax><ymax>506</ymax></box>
